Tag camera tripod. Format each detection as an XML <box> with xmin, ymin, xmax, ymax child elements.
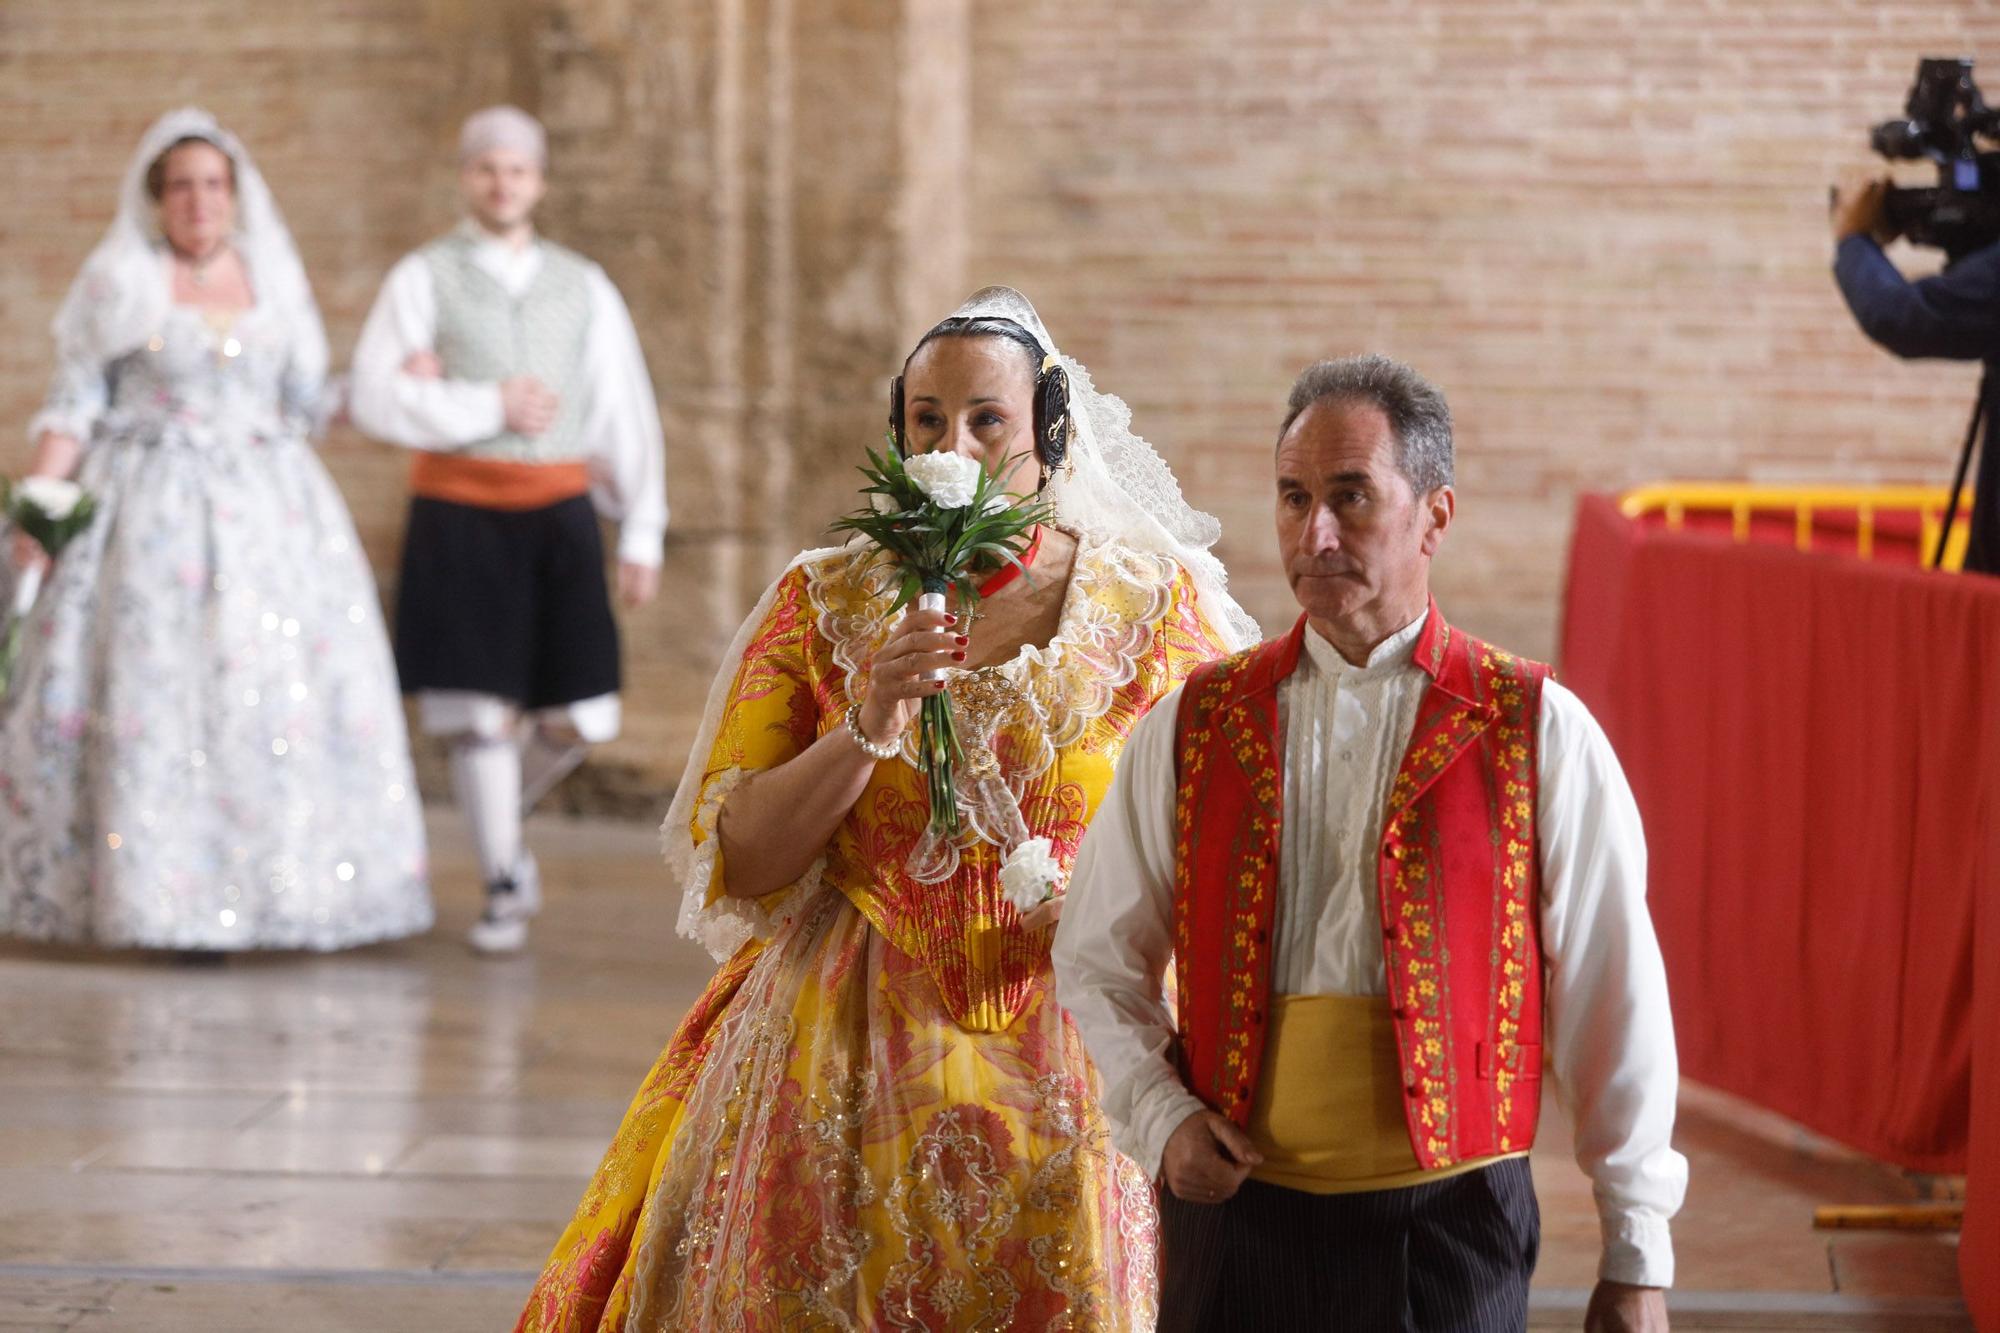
<box><xmin>1930</xmin><ymin>370</ymin><xmax>1990</xmax><ymax>569</ymax></box>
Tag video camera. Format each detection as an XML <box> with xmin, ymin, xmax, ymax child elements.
<box><xmin>1871</xmin><ymin>57</ymin><xmax>2000</xmax><ymax>261</ymax></box>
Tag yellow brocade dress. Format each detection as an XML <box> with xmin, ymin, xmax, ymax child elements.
<box><xmin>517</xmin><ymin>537</ymin><xmax>1228</xmax><ymax>1333</ymax></box>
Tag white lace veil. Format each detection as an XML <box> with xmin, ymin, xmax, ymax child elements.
<box><xmin>954</xmin><ymin>285</ymin><xmax>1259</xmax><ymax>650</ymax></box>
<box><xmin>669</xmin><ymin>284</ymin><xmax>1260</xmax><ymax>960</ymax></box>
<box><xmin>48</xmin><ymin>108</ymin><xmax>324</xmax><ymax>384</ymax></box>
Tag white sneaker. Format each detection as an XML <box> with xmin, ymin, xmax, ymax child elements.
<box><xmin>467</xmin><ymin>909</ymin><xmax>528</xmax><ymax>954</ymax></box>
<box><xmin>467</xmin><ymin>872</ymin><xmax>535</xmax><ymax>954</ymax></box>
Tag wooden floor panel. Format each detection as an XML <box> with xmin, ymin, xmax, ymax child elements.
<box><xmin>0</xmin><ymin>814</ymin><xmax>1969</xmax><ymax>1329</ymax></box>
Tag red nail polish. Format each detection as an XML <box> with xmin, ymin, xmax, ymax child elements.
<box><xmin>945</xmin><ymin>614</ymin><xmax>958</xmax><ymax>625</ymax></box>
<box><xmin>952</xmin><ymin>650</ymin><xmax>966</xmax><ymax>661</ymax></box>
<box><xmin>955</xmin><ymin>635</ymin><xmax>969</xmax><ymax>646</ymax></box>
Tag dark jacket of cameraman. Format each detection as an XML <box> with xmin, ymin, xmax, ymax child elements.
<box><xmin>1834</xmin><ymin>233</ymin><xmax>2000</xmax><ymax>573</ymax></box>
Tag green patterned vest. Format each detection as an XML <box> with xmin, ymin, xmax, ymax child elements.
<box><xmin>421</xmin><ymin>232</ymin><xmax>593</xmax><ymax>462</ymax></box>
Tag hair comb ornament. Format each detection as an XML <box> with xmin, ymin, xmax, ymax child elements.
<box><xmin>1037</xmin><ymin>354</ymin><xmax>1073</xmax><ymax>475</ymax></box>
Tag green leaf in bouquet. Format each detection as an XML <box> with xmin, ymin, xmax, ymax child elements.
<box><xmin>889</xmin><ymin>571</ymin><xmax>922</xmax><ymax>614</ymax></box>
<box><xmin>6</xmin><ymin>486</ymin><xmax>98</xmax><ymax>558</ymax></box>
<box><xmin>829</xmin><ymin>442</ymin><xmax>1062</xmax><ymax>856</ymax></box>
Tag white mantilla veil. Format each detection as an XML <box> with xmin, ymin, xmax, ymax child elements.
<box><xmin>46</xmin><ymin>108</ymin><xmax>324</xmax><ymax>387</ymax></box>
<box><xmin>667</xmin><ymin>284</ymin><xmax>1260</xmax><ymax>961</ymax></box>
<box><xmin>957</xmin><ymin>285</ymin><xmax>1259</xmax><ymax>651</ymax></box>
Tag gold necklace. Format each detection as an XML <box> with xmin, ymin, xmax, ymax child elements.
<box><xmin>185</xmin><ymin>243</ymin><xmax>230</xmax><ymax>288</ymax></box>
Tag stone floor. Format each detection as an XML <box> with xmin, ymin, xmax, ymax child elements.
<box><xmin>0</xmin><ymin>815</ymin><xmax>1972</xmax><ymax>1331</ymax></box>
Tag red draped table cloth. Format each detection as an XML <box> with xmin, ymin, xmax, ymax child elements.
<box><xmin>1560</xmin><ymin>494</ymin><xmax>2000</xmax><ymax>1327</ymax></box>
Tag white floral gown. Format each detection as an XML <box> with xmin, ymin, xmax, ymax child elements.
<box><xmin>0</xmin><ymin>301</ymin><xmax>431</xmax><ymax>950</ymax></box>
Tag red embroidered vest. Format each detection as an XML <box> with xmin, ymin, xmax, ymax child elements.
<box><xmin>1171</xmin><ymin>604</ymin><xmax>1551</xmax><ymax>1169</ymax></box>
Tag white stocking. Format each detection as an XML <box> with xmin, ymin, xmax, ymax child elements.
<box><xmin>450</xmin><ymin>735</ymin><xmax>523</xmax><ymax>887</ymax></box>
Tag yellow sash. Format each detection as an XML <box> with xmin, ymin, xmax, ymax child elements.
<box><xmin>1247</xmin><ymin>994</ymin><xmax>1524</xmax><ymax>1195</ymax></box>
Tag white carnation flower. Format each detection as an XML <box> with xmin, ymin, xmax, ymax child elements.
<box><xmin>999</xmin><ymin>836</ymin><xmax>1064</xmax><ymax>913</ymax></box>
<box><xmin>15</xmin><ymin>476</ymin><xmax>83</xmax><ymax>522</ymax></box>
<box><xmin>903</xmin><ymin>452</ymin><xmax>984</xmax><ymax>510</ymax></box>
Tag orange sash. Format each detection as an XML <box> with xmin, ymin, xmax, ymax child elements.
<box><xmin>409</xmin><ymin>453</ymin><xmax>590</xmax><ymax>511</ymax></box>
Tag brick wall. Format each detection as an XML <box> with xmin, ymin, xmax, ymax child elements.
<box><xmin>967</xmin><ymin>1</ymin><xmax>2000</xmax><ymax>654</ymax></box>
<box><xmin>7</xmin><ymin>1</ymin><xmax>1999</xmax><ymax>804</ymax></box>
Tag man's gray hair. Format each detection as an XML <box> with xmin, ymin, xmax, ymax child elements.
<box><xmin>1278</xmin><ymin>354</ymin><xmax>1454</xmax><ymax>493</ymax></box>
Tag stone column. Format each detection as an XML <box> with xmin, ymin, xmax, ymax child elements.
<box><xmin>529</xmin><ymin>0</ymin><xmax>972</xmax><ymax>804</ymax></box>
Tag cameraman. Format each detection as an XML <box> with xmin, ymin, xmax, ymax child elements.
<box><xmin>1832</xmin><ymin>179</ymin><xmax>2000</xmax><ymax>573</ymax></box>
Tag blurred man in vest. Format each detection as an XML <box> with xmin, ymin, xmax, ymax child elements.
<box><xmin>351</xmin><ymin>106</ymin><xmax>667</xmax><ymax>953</ymax></box>
<box><xmin>1054</xmin><ymin>355</ymin><xmax>1684</xmax><ymax>1332</ymax></box>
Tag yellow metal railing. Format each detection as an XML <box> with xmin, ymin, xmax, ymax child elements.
<box><xmin>1617</xmin><ymin>483</ymin><xmax>1974</xmax><ymax>571</ymax></box>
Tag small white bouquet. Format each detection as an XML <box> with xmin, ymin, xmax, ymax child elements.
<box><xmin>999</xmin><ymin>836</ymin><xmax>1065</xmax><ymax>923</ymax></box>
<box><xmin>2</xmin><ymin>476</ymin><xmax>97</xmax><ymax>694</ymax></box>
<box><xmin>831</xmin><ymin>442</ymin><xmax>1052</xmax><ymax>856</ymax></box>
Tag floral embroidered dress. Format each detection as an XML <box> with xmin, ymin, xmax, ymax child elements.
<box><xmin>518</xmin><ymin>534</ymin><xmax>1228</xmax><ymax>1332</ymax></box>
<box><xmin>0</xmin><ymin>294</ymin><xmax>431</xmax><ymax>950</ymax></box>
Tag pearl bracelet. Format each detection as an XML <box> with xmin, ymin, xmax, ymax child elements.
<box><xmin>844</xmin><ymin>706</ymin><xmax>901</xmax><ymax>761</ymax></box>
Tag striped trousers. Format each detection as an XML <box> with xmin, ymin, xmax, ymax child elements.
<box><xmin>1156</xmin><ymin>1158</ymin><xmax>1540</xmax><ymax>1333</ymax></box>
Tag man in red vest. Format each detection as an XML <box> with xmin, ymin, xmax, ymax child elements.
<box><xmin>1053</xmin><ymin>355</ymin><xmax>1683</xmax><ymax>1331</ymax></box>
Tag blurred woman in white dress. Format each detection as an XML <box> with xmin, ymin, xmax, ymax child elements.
<box><xmin>0</xmin><ymin>108</ymin><xmax>430</xmax><ymax>951</ymax></box>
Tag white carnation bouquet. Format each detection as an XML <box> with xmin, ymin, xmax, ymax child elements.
<box><xmin>1</xmin><ymin>476</ymin><xmax>97</xmax><ymax>695</ymax></box>
<box><xmin>998</xmin><ymin>836</ymin><xmax>1064</xmax><ymax>919</ymax></box>
<box><xmin>832</xmin><ymin>443</ymin><xmax>1052</xmax><ymax>852</ymax></box>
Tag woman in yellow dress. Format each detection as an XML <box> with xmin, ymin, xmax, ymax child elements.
<box><xmin>516</xmin><ymin>287</ymin><xmax>1257</xmax><ymax>1332</ymax></box>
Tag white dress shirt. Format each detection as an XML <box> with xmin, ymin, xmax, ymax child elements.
<box><xmin>1053</xmin><ymin>615</ymin><xmax>1688</xmax><ymax>1287</ymax></box>
<box><xmin>349</xmin><ymin>227</ymin><xmax>669</xmax><ymax>567</ymax></box>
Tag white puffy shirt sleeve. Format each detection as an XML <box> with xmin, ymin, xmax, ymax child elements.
<box><xmin>28</xmin><ymin>350</ymin><xmax>110</xmax><ymax>446</ymax></box>
<box><xmin>1537</xmin><ymin>679</ymin><xmax>1688</xmax><ymax>1288</ymax></box>
<box><xmin>579</xmin><ymin>265</ymin><xmax>669</xmax><ymax>568</ymax></box>
<box><xmin>348</xmin><ymin>253</ymin><xmax>505</xmax><ymax>449</ymax></box>
<box><xmin>1052</xmin><ymin>686</ymin><xmax>1207</xmax><ymax>1180</ymax></box>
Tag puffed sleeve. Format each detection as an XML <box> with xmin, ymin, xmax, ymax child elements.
<box><xmin>27</xmin><ymin>350</ymin><xmax>110</xmax><ymax>445</ymax></box>
<box><xmin>685</xmin><ymin>565</ymin><xmax>823</xmax><ymax>907</ymax></box>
